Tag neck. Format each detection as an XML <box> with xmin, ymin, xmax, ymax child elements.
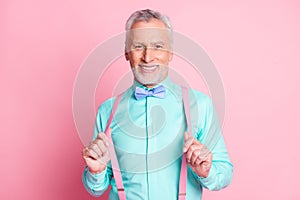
<box><xmin>134</xmin><ymin>77</ymin><xmax>168</xmax><ymax>88</ymax></box>
<box><xmin>145</xmin><ymin>84</ymin><xmax>157</xmax><ymax>88</ymax></box>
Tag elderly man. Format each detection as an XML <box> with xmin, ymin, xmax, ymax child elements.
<box><xmin>82</xmin><ymin>9</ymin><xmax>233</xmax><ymax>200</ymax></box>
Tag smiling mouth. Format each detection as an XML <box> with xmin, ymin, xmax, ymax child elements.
<box><xmin>139</xmin><ymin>64</ymin><xmax>158</xmax><ymax>73</ymax></box>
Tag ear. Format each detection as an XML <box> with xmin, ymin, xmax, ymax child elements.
<box><xmin>168</xmin><ymin>51</ymin><xmax>173</xmax><ymax>62</ymax></box>
<box><xmin>125</xmin><ymin>49</ymin><xmax>129</xmax><ymax>61</ymax></box>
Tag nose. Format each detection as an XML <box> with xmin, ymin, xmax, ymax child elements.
<box><xmin>142</xmin><ymin>47</ymin><xmax>155</xmax><ymax>63</ymax></box>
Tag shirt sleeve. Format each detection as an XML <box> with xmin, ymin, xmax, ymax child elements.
<box><xmin>192</xmin><ymin>92</ymin><xmax>233</xmax><ymax>191</ymax></box>
<box><xmin>198</xmin><ymin>135</ymin><xmax>233</xmax><ymax>191</ymax></box>
<box><xmin>82</xmin><ymin>99</ymin><xmax>114</xmax><ymax>196</ymax></box>
<box><xmin>82</xmin><ymin>166</ymin><xmax>111</xmax><ymax>196</ymax></box>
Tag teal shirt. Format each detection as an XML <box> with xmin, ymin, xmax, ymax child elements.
<box><xmin>82</xmin><ymin>77</ymin><xmax>233</xmax><ymax>200</ymax></box>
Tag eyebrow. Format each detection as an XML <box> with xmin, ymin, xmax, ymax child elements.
<box><xmin>151</xmin><ymin>41</ymin><xmax>165</xmax><ymax>46</ymax></box>
<box><xmin>131</xmin><ymin>41</ymin><xmax>144</xmax><ymax>45</ymax></box>
<box><xmin>131</xmin><ymin>41</ymin><xmax>166</xmax><ymax>45</ymax></box>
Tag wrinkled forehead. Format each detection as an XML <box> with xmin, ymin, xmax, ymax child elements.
<box><xmin>127</xmin><ymin>27</ymin><xmax>171</xmax><ymax>44</ymax></box>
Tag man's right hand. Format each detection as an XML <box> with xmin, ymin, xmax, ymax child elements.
<box><xmin>82</xmin><ymin>130</ymin><xmax>111</xmax><ymax>174</ymax></box>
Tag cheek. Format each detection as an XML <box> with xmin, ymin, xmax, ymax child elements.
<box><xmin>128</xmin><ymin>54</ymin><xmax>140</xmax><ymax>66</ymax></box>
<box><xmin>132</xmin><ymin>53</ymin><xmax>143</xmax><ymax>62</ymax></box>
<box><xmin>157</xmin><ymin>53</ymin><xmax>171</xmax><ymax>64</ymax></box>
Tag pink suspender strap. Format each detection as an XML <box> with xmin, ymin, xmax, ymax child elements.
<box><xmin>179</xmin><ymin>156</ymin><xmax>187</xmax><ymax>200</ymax></box>
<box><xmin>179</xmin><ymin>86</ymin><xmax>191</xmax><ymax>200</ymax></box>
<box><xmin>104</xmin><ymin>94</ymin><xmax>122</xmax><ymax>134</ymax></box>
<box><xmin>104</xmin><ymin>94</ymin><xmax>126</xmax><ymax>200</ymax></box>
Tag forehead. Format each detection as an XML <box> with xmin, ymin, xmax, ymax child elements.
<box><xmin>131</xmin><ymin>18</ymin><xmax>167</xmax><ymax>29</ymax></box>
<box><xmin>128</xmin><ymin>19</ymin><xmax>170</xmax><ymax>43</ymax></box>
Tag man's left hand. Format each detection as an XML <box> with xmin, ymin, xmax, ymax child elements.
<box><xmin>183</xmin><ymin>132</ymin><xmax>212</xmax><ymax>178</ymax></box>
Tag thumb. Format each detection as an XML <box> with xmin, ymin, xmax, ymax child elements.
<box><xmin>101</xmin><ymin>128</ymin><xmax>112</xmax><ymax>137</ymax></box>
<box><xmin>106</xmin><ymin>128</ymin><xmax>112</xmax><ymax>145</ymax></box>
<box><xmin>184</xmin><ymin>132</ymin><xmax>189</xmax><ymax>142</ymax></box>
<box><xmin>107</xmin><ymin>128</ymin><xmax>113</xmax><ymax>145</ymax></box>
<box><xmin>183</xmin><ymin>132</ymin><xmax>193</xmax><ymax>153</ymax></box>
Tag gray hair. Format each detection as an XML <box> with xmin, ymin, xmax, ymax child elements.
<box><xmin>125</xmin><ymin>9</ymin><xmax>173</xmax><ymax>51</ymax></box>
<box><xmin>125</xmin><ymin>9</ymin><xmax>172</xmax><ymax>31</ymax></box>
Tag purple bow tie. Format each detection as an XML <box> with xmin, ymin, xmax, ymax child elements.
<box><xmin>134</xmin><ymin>85</ymin><xmax>166</xmax><ymax>100</ymax></box>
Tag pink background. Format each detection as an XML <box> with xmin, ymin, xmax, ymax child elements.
<box><xmin>1</xmin><ymin>0</ymin><xmax>300</xmax><ymax>199</ymax></box>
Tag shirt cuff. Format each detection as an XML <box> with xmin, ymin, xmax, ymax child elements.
<box><xmin>85</xmin><ymin>166</ymin><xmax>107</xmax><ymax>185</ymax></box>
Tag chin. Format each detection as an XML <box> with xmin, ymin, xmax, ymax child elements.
<box><xmin>133</xmin><ymin>68</ymin><xmax>168</xmax><ymax>86</ymax></box>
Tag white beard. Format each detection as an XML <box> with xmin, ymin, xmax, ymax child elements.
<box><xmin>132</xmin><ymin>64</ymin><xmax>168</xmax><ymax>86</ymax></box>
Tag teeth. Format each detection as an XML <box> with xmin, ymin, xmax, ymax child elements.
<box><xmin>140</xmin><ymin>65</ymin><xmax>157</xmax><ymax>72</ymax></box>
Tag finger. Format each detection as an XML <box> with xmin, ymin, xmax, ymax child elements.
<box><xmin>186</xmin><ymin>144</ymin><xmax>201</xmax><ymax>162</ymax></box>
<box><xmin>183</xmin><ymin>133</ymin><xmax>194</xmax><ymax>153</ymax></box>
<box><xmin>191</xmin><ymin>149</ymin><xmax>201</xmax><ymax>165</ymax></box>
<box><xmin>184</xmin><ymin>132</ymin><xmax>189</xmax><ymax>142</ymax></box>
<box><xmin>95</xmin><ymin>139</ymin><xmax>108</xmax><ymax>156</ymax></box>
<box><xmin>97</xmin><ymin>132</ymin><xmax>110</xmax><ymax>146</ymax></box>
<box><xmin>101</xmin><ymin>149</ymin><xmax>110</xmax><ymax>163</ymax></box>
<box><xmin>195</xmin><ymin>158</ymin><xmax>202</xmax><ymax>166</ymax></box>
<box><xmin>199</xmin><ymin>160</ymin><xmax>211</xmax><ymax>174</ymax></box>
<box><xmin>82</xmin><ymin>147</ymin><xmax>89</xmax><ymax>157</ymax></box>
<box><xmin>191</xmin><ymin>144</ymin><xmax>212</xmax><ymax>165</ymax></box>
<box><xmin>83</xmin><ymin>148</ymin><xmax>99</xmax><ymax>160</ymax></box>
<box><xmin>196</xmin><ymin>153</ymin><xmax>212</xmax><ymax>169</ymax></box>
<box><xmin>198</xmin><ymin>147</ymin><xmax>211</xmax><ymax>160</ymax></box>
<box><xmin>202</xmin><ymin>151</ymin><xmax>213</xmax><ymax>163</ymax></box>
<box><xmin>90</xmin><ymin>142</ymin><xmax>103</xmax><ymax>157</ymax></box>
